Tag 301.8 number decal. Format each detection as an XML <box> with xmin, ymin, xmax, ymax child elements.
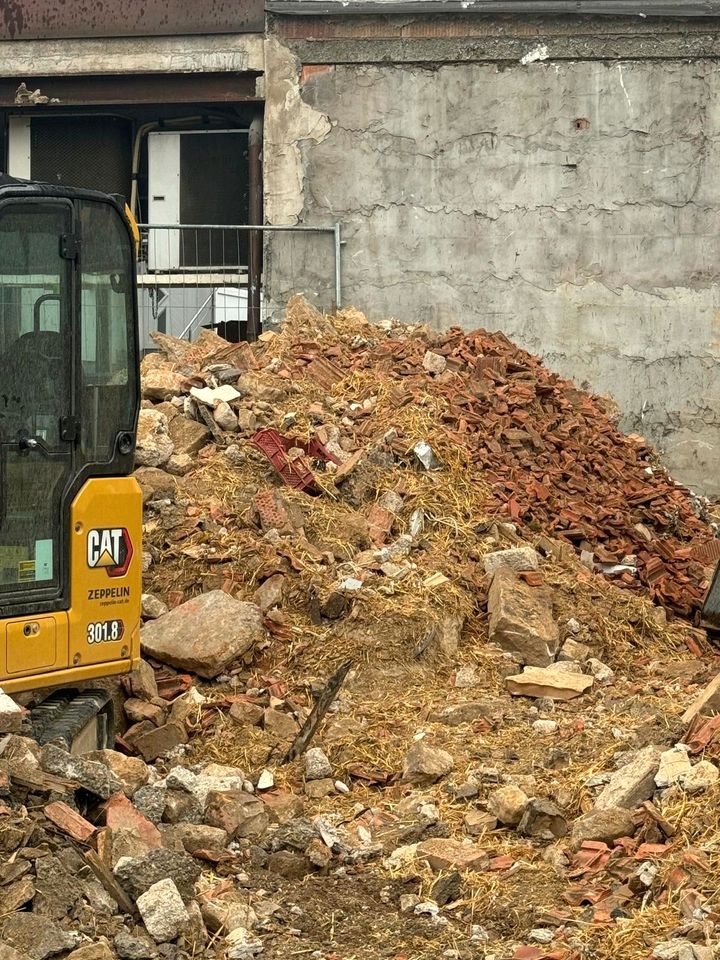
<box><xmin>87</xmin><ymin>619</ymin><xmax>124</xmax><ymax>645</ymax></box>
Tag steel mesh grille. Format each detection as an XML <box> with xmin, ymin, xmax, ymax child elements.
<box><xmin>30</xmin><ymin>116</ymin><xmax>132</xmax><ymax>200</ymax></box>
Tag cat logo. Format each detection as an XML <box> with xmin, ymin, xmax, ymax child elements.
<box><xmin>87</xmin><ymin>528</ymin><xmax>133</xmax><ymax>578</ymax></box>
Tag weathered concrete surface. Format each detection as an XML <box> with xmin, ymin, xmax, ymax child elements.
<box><xmin>271</xmin><ymin>13</ymin><xmax>720</xmax><ymax>64</ymax></box>
<box><xmin>264</xmin><ymin>52</ymin><xmax>720</xmax><ymax>493</ymax></box>
<box><xmin>0</xmin><ymin>35</ymin><xmax>265</xmax><ymax>75</ymax></box>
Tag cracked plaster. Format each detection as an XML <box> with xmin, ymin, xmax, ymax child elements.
<box><xmin>264</xmin><ymin>38</ymin><xmax>332</xmax><ymax>225</ymax></box>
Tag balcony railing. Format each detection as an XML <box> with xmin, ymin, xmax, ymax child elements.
<box><xmin>136</xmin><ymin>222</ymin><xmax>342</xmax><ymax>352</ymax></box>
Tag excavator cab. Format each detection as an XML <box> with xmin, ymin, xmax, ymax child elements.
<box><xmin>0</xmin><ymin>177</ymin><xmax>142</xmax><ymax>747</ymax></box>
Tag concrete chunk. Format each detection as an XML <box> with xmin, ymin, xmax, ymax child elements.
<box><xmin>401</xmin><ymin>742</ymin><xmax>454</xmax><ymax>785</ymax></box>
<box><xmin>137</xmin><ymin>879</ymin><xmax>189</xmax><ymax>943</ymax></box>
<box><xmin>167</xmin><ymin>415</ymin><xmax>210</xmax><ymax>457</ymax></box>
<box><xmin>559</xmin><ymin>638</ymin><xmax>591</xmax><ymax>662</ymax></box>
<box><xmin>655</xmin><ymin>745</ymin><xmax>691</xmax><ymax>788</ymax></box>
<box><xmin>2</xmin><ymin>914</ymin><xmax>82</xmax><ymax>959</ymax></box>
<box><xmin>0</xmin><ymin>690</ymin><xmax>25</xmax><ymax>734</ymax></box>
<box><xmin>224</xmin><ymin>927</ymin><xmax>263</xmax><ymax>959</ymax></box>
<box><xmin>160</xmin><ymin>823</ymin><xmax>228</xmax><ymax>855</ymax></box>
<box><xmin>40</xmin><ymin>744</ymin><xmax>121</xmax><ymax>799</ymax></box>
<box><xmin>141</xmin><ymin>591</ymin><xmax>265</xmax><ymax>679</ymax></box>
<box><xmin>141</xmin><ymin>594</ymin><xmax>169</xmax><ymax>620</ymax></box>
<box><xmin>133</xmin><ymin>723</ymin><xmax>188</xmax><ymax>762</ymax></box>
<box><xmin>595</xmin><ymin>746</ymin><xmax>662</xmax><ymax>811</ymax></box>
<box><xmin>304</xmin><ymin>748</ymin><xmax>332</xmax><ymax>782</ymax></box>
<box><xmin>135</xmin><ymin>410</ymin><xmax>173</xmax><ymax>468</ymax></box>
<box><xmin>506</xmin><ymin>666</ymin><xmax>593</xmax><ymax>701</ymax></box>
<box><xmin>134</xmin><ymin>468</ymin><xmax>176</xmax><ymax>505</ymax></box>
<box><xmin>129</xmin><ymin>660</ymin><xmax>159</xmax><ymax>702</ymax></box>
<box><xmin>0</xmin><ymin>941</ymin><xmax>34</xmax><ymax>960</ymax></box>
<box><xmin>483</xmin><ymin>547</ymin><xmax>540</xmax><ymax>575</ymax></box>
<box><xmin>487</xmin><ymin>785</ymin><xmax>529</xmax><ymax>827</ymax></box>
<box><xmin>679</xmin><ymin>759</ymin><xmax>720</xmax><ymax>795</ymax></box>
<box><xmin>571</xmin><ymin>807</ymin><xmax>636</xmax><ymax>849</ymax></box>
<box><xmin>415</xmin><ymin>838</ymin><xmax>488</xmax><ymax>872</ymax></box>
<box><xmin>66</xmin><ymin>941</ymin><xmax>115</xmax><ymax>960</ymax></box>
<box><xmin>422</xmin><ymin>350</ymin><xmax>447</xmax><ymax>375</ymax></box>
<box><xmin>518</xmin><ymin>799</ymin><xmax>568</xmax><ymax>840</ymax></box>
<box><xmin>200</xmin><ymin>893</ymin><xmax>257</xmax><ymax>934</ymax></box>
<box><xmin>113</xmin><ymin>848</ymin><xmax>201</xmax><ymax>903</ymax></box>
<box><xmin>213</xmin><ymin>400</ymin><xmax>239</xmax><ymax>432</ymax></box>
<box><xmin>141</xmin><ymin>363</ymin><xmax>184</xmax><ymax>401</ymax></box>
<box><xmin>488</xmin><ymin>568</ymin><xmax>559</xmax><ymax>666</ymax></box>
<box><xmin>204</xmin><ymin>791</ymin><xmax>269</xmax><ymax>839</ymax></box>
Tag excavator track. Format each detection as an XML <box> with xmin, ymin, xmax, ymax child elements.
<box><xmin>30</xmin><ymin>688</ymin><xmax>114</xmax><ymax>752</ymax></box>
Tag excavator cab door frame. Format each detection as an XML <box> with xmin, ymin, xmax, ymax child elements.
<box><xmin>0</xmin><ymin>197</ymin><xmax>76</xmax><ymax>614</ymax></box>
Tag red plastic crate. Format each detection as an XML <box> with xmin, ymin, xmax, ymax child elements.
<box><xmin>251</xmin><ymin>429</ymin><xmax>341</xmax><ymax>493</ymax></box>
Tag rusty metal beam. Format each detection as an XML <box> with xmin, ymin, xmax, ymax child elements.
<box><xmin>0</xmin><ymin>0</ymin><xmax>264</xmax><ymax>40</ymax></box>
<box><xmin>0</xmin><ymin>74</ymin><xmax>261</xmax><ymax>108</ymax></box>
<box><xmin>247</xmin><ymin>115</ymin><xmax>263</xmax><ymax>343</ymax></box>
<box><xmin>273</xmin><ymin>11</ymin><xmax>720</xmax><ymax>37</ymax></box>
<box><xmin>268</xmin><ymin>0</ymin><xmax>720</xmax><ymax>14</ymax></box>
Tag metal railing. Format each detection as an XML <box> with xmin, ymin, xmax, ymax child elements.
<box><xmin>136</xmin><ymin>222</ymin><xmax>342</xmax><ymax>352</ymax></box>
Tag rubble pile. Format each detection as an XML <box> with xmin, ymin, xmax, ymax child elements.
<box><xmin>349</xmin><ymin>325</ymin><xmax>716</xmax><ymax>617</ymax></box>
<box><xmin>140</xmin><ymin>295</ymin><xmax>715</xmax><ymax>620</ymax></box>
<box><xmin>3</xmin><ymin>297</ymin><xmax>720</xmax><ymax>960</ymax></box>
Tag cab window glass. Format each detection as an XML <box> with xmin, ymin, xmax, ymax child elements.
<box><xmin>0</xmin><ymin>204</ymin><xmax>70</xmax><ymax>447</ymax></box>
<box><xmin>80</xmin><ymin>202</ymin><xmax>135</xmax><ymax>461</ymax></box>
<box><xmin>0</xmin><ymin>202</ymin><xmax>72</xmax><ymax>594</ymax></box>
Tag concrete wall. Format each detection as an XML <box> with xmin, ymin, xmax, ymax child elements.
<box><xmin>263</xmin><ymin>26</ymin><xmax>720</xmax><ymax>495</ymax></box>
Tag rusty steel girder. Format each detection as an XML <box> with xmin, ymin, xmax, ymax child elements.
<box><xmin>0</xmin><ymin>0</ymin><xmax>264</xmax><ymax>40</ymax></box>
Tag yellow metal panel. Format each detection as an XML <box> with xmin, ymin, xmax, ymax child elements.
<box><xmin>124</xmin><ymin>204</ymin><xmax>140</xmax><ymax>260</ymax></box>
<box><xmin>1</xmin><ymin>657</ymin><xmax>135</xmax><ymax>695</ymax></box>
<box><xmin>5</xmin><ymin>615</ymin><xmax>66</xmax><ymax>675</ymax></box>
<box><xmin>68</xmin><ymin>477</ymin><xmax>142</xmax><ymax>671</ymax></box>
<box><xmin>0</xmin><ymin>476</ymin><xmax>142</xmax><ymax>693</ymax></box>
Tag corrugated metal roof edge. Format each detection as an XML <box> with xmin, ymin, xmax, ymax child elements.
<box><xmin>266</xmin><ymin>1</ymin><xmax>720</xmax><ymax>16</ymax></box>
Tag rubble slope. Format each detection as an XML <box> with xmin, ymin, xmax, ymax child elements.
<box><xmin>1</xmin><ymin>298</ymin><xmax>720</xmax><ymax>960</ymax></box>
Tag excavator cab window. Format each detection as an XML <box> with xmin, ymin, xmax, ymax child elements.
<box><xmin>0</xmin><ymin>192</ymin><xmax>138</xmax><ymax>608</ymax></box>
<box><xmin>0</xmin><ymin>202</ymin><xmax>72</xmax><ymax>597</ymax></box>
<box><xmin>0</xmin><ymin>204</ymin><xmax>71</xmax><ymax>447</ymax></box>
<box><xmin>79</xmin><ymin>201</ymin><xmax>135</xmax><ymax>462</ymax></box>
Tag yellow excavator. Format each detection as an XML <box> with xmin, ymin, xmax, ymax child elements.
<box><xmin>0</xmin><ymin>176</ymin><xmax>142</xmax><ymax>750</ymax></box>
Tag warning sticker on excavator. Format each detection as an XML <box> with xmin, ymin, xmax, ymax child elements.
<box><xmin>87</xmin><ymin>528</ymin><xmax>133</xmax><ymax>578</ymax></box>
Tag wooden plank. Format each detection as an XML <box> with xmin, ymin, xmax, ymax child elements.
<box><xmin>84</xmin><ymin>849</ymin><xmax>136</xmax><ymax>917</ymax></box>
<box><xmin>44</xmin><ymin>801</ymin><xmax>95</xmax><ymax>843</ymax></box>
<box><xmin>640</xmin><ymin>801</ymin><xmax>677</xmax><ymax>839</ymax></box>
<box><xmin>8</xmin><ymin>766</ymin><xmax>79</xmax><ymax>795</ymax></box>
<box><xmin>282</xmin><ymin>659</ymin><xmax>353</xmax><ymax>764</ymax></box>
<box><xmin>137</xmin><ymin>273</ymin><xmax>247</xmax><ymax>287</ymax></box>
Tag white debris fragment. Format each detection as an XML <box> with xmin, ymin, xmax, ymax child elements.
<box><xmin>521</xmin><ymin>44</ymin><xmax>549</xmax><ymax>65</ymax></box>
<box><xmin>339</xmin><ymin>578</ymin><xmax>363</xmax><ymax>592</ymax></box>
<box><xmin>257</xmin><ymin>769</ymin><xmax>274</xmax><ymax>791</ymax></box>
<box><xmin>190</xmin><ymin>384</ymin><xmax>241</xmax><ymax>406</ymax></box>
<box><xmin>413</xmin><ymin>441</ymin><xmax>441</xmax><ymax>470</ymax></box>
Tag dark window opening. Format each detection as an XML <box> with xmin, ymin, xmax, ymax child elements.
<box><xmin>179</xmin><ymin>131</ymin><xmax>250</xmax><ymax>267</ymax></box>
